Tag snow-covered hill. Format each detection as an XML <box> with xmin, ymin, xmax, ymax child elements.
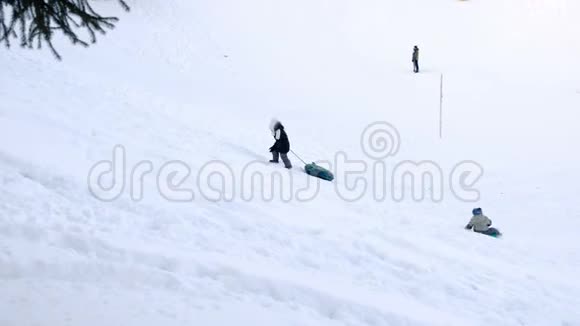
<box><xmin>1</xmin><ymin>1</ymin><xmax>580</xmax><ymax>325</ymax></box>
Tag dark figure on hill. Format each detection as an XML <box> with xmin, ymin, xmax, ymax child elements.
<box><xmin>412</xmin><ymin>46</ymin><xmax>420</xmax><ymax>73</ymax></box>
<box><xmin>269</xmin><ymin>119</ymin><xmax>292</xmax><ymax>169</ymax></box>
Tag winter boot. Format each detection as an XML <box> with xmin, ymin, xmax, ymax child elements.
<box><xmin>270</xmin><ymin>151</ymin><xmax>280</xmax><ymax>163</ymax></box>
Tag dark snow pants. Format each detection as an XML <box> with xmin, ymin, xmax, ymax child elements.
<box><xmin>272</xmin><ymin>151</ymin><xmax>292</xmax><ymax>169</ymax></box>
<box><xmin>413</xmin><ymin>60</ymin><xmax>419</xmax><ymax>73</ymax></box>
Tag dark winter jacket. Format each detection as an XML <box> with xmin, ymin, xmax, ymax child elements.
<box><xmin>270</xmin><ymin>121</ymin><xmax>290</xmax><ymax>154</ymax></box>
<box><xmin>412</xmin><ymin>48</ymin><xmax>419</xmax><ymax>62</ymax></box>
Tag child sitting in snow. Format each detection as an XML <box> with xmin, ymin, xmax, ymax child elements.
<box><xmin>465</xmin><ymin>208</ymin><xmax>501</xmax><ymax>237</ymax></box>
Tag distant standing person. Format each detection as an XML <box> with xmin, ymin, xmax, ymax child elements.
<box><xmin>268</xmin><ymin>119</ymin><xmax>292</xmax><ymax>169</ymax></box>
<box><xmin>412</xmin><ymin>46</ymin><xmax>420</xmax><ymax>73</ymax></box>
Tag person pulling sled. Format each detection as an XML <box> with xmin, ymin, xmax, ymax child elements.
<box><xmin>465</xmin><ymin>208</ymin><xmax>502</xmax><ymax>238</ymax></box>
<box><xmin>269</xmin><ymin>119</ymin><xmax>292</xmax><ymax>169</ymax></box>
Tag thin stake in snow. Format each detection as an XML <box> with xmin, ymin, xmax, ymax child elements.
<box><xmin>439</xmin><ymin>73</ymin><xmax>444</xmax><ymax>139</ymax></box>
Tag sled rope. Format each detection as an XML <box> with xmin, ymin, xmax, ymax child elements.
<box><xmin>290</xmin><ymin>149</ymin><xmax>308</xmax><ymax>165</ymax></box>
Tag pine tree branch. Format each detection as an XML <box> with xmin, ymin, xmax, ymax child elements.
<box><xmin>0</xmin><ymin>0</ymin><xmax>130</xmax><ymax>60</ymax></box>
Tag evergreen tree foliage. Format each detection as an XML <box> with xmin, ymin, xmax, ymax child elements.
<box><xmin>0</xmin><ymin>0</ymin><xmax>129</xmax><ymax>60</ymax></box>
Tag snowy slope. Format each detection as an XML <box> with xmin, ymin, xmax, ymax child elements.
<box><xmin>1</xmin><ymin>0</ymin><xmax>580</xmax><ymax>325</ymax></box>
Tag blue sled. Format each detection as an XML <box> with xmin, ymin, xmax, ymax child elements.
<box><xmin>476</xmin><ymin>227</ymin><xmax>502</xmax><ymax>238</ymax></box>
<box><xmin>305</xmin><ymin>163</ymin><xmax>334</xmax><ymax>182</ymax></box>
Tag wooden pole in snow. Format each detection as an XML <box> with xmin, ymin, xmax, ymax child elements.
<box><xmin>439</xmin><ymin>73</ymin><xmax>444</xmax><ymax>139</ymax></box>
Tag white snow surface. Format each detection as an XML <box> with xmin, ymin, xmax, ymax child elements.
<box><xmin>1</xmin><ymin>0</ymin><xmax>580</xmax><ymax>325</ymax></box>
